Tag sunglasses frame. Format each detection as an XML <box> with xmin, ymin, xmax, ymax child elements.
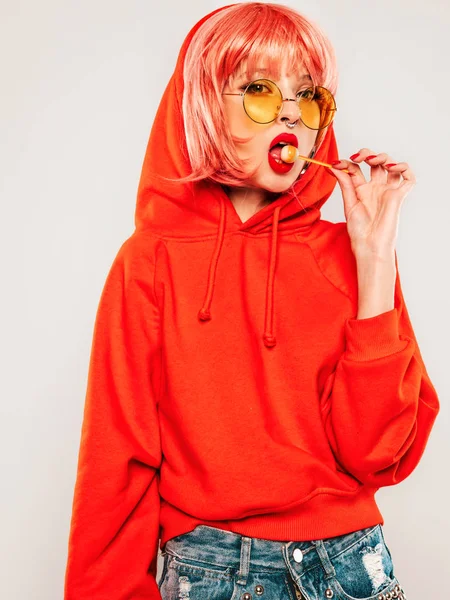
<box><xmin>222</xmin><ymin>78</ymin><xmax>338</xmax><ymax>127</ymax></box>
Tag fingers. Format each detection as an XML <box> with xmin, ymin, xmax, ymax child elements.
<box><xmin>332</xmin><ymin>159</ymin><xmax>366</xmax><ymax>187</ymax></box>
<box><xmin>384</xmin><ymin>162</ymin><xmax>416</xmax><ymax>189</ymax></box>
<box><xmin>328</xmin><ymin>157</ymin><xmax>366</xmax><ymax>188</ymax></box>
<box><xmin>331</xmin><ymin>148</ymin><xmax>415</xmax><ymax>189</ymax></box>
<box><xmin>351</xmin><ymin>150</ymin><xmax>396</xmax><ymax>184</ymax></box>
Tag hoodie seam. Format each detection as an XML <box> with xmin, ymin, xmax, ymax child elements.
<box><xmin>301</xmin><ymin>240</ymin><xmax>355</xmax><ymax>307</ymax></box>
<box><xmin>143</xmin><ymin>230</ymin><xmax>299</xmax><ymax>243</ymax></box>
<box><xmin>133</xmin><ymin>230</ymin><xmax>164</xmax><ymax>408</ymax></box>
<box><xmin>153</xmin><ymin>239</ymin><xmax>165</xmax><ymax>410</ymax></box>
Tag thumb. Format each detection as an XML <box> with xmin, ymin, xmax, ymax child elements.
<box><xmin>326</xmin><ymin>166</ymin><xmax>359</xmax><ymax>216</ymax></box>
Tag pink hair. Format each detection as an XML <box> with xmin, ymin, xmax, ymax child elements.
<box><xmin>166</xmin><ymin>2</ymin><xmax>338</xmax><ymax>187</ymax></box>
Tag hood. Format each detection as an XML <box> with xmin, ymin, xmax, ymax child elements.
<box><xmin>134</xmin><ymin>4</ymin><xmax>340</xmax><ymax>348</ymax></box>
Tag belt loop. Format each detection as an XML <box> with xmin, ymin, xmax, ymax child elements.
<box><xmin>313</xmin><ymin>540</ymin><xmax>336</xmax><ymax>581</ymax></box>
<box><xmin>236</xmin><ymin>536</ymin><xmax>252</xmax><ymax>585</ymax></box>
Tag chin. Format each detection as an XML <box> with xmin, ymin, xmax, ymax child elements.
<box><xmin>259</xmin><ymin>168</ymin><xmax>303</xmax><ymax>193</ymax></box>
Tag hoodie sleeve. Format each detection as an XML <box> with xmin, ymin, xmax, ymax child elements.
<box><xmin>64</xmin><ymin>233</ymin><xmax>163</xmax><ymax>600</ymax></box>
<box><xmin>320</xmin><ymin>259</ymin><xmax>440</xmax><ymax>488</ymax></box>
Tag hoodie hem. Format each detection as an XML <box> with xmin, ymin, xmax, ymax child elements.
<box><xmin>159</xmin><ymin>485</ymin><xmax>382</xmax><ymax>548</ymax></box>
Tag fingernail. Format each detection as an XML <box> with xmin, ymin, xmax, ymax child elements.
<box><xmin>350</xmin><ymin>153</ymin><xmax>360</xmax><ymax>160</ymax></box>
<box><xmin>331</xmin><ymin>160</ymin><xmax>342</xmax><ymax>166</ymax></box>
<box><xmin>366</xmin><ymin>155</ymin><xmax>377</xmax><ymax>160</ymax></box>
<box><xmin>385</xmin><ymin>163</ymin><xmax>397</xmax><ymax>168</ymax></box>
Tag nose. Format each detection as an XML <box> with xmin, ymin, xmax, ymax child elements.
<box><xmin>277</xmin><ymin>97</ymin><xmax>301</xmax><ymax>124</ymax></box>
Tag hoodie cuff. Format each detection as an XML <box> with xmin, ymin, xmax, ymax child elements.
<box><xmin>344</xmin><ymin>308</ymin><xmax>409</xmax><ymax>361</ymax></box>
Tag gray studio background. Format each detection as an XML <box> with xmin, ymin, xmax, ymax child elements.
<box><xmin>1</xmin><ymin>1</ymin><xmax>449</xmax><ymax>598</ymax></box>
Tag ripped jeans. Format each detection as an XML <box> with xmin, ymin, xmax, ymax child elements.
<box><xmin>158</xmin><ymin>523</ymin><xmax>407</xmax><ymax>600</ymax></box>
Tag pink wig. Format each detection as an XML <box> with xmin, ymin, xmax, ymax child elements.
<box><xmin>169</xmin><ymin>2</ymin><xmax>338</xmax><ymax>187</ymax></box>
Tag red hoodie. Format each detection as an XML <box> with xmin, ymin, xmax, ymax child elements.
<box><xmin>64</xmin><ymin>5</ymin><xmax>440</xmax><ymax>599</ymax></box>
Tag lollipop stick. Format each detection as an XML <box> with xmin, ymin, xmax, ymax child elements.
<box><xmin>297</xmin><ymin>153</ymin><xmax>350</xmax><ymax>174</ymax></box>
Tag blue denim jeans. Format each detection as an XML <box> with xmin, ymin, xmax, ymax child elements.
<box><xmin>158</xmin><ymin>524</ymin><xmax>407</xmax><ymax>599</ymax></box>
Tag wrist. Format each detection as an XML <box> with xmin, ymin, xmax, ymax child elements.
<box><xmin>356</xmin><ymin>253</ymin><xmax>396</xmax><ymax>319</ymax></box>
<box><xmin>353</xmin><ymin>245</ymin><xmax>396</xmax><ymax>265</ymax></box>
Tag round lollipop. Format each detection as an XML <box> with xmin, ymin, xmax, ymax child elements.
<box><xmin>280</xmin><ymin>145</ymin><xmax>350</xmax><ymax>173</ymax></box>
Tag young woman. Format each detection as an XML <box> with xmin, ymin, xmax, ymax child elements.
<box><xmin>64</xmin><ymin>3</ymin><xmax>440</xmax><ymax>600</ymax></box>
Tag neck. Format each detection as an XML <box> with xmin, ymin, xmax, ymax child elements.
<box><xmin>224</xmin><ymin>186</ymin><xmax>278</xmax><ymax>221</ymax></box>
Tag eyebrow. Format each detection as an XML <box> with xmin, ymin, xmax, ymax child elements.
<box><xmin>236</xmin><ymin>69</ymin><xmax>312</xmax><ymax>82</ymax></box>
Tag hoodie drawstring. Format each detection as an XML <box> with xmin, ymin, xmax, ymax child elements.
<box><xmin>197</xmin><ymin>192</ymin><xmax>226</xmax><ymax>323</ymax></box>
<box><xmin>262</xmin><ymin>205</ymin><xmax>280</xmax><ymax>348</ymax></box>
<box><xmin>198</xmin><ymin>197</ymin><xmax>280</xmax><ymax>349</ymax></box>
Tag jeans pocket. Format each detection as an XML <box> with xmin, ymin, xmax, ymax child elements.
<box><xmin>159</xmin><ymin>552</ymin><xmax>235</xmax><ymax>600</ymax></box>
<box><xmin>157</xmin><ymin>553</ymin><xmax>170</xmax><ymax>589</ymax></box>
<box><xmin>326</xmin><ymin>525</ymin><xmax>408</xmax><ymax>599</ymax></box>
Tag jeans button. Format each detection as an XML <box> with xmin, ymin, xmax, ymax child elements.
<box><xmin>293</xmin><ymin>548</ymin><xmax>304</xmax><ymax>563</ymax></box>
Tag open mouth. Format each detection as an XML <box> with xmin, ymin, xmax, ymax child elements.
<box><xmin>270</xmin><ymin>142</ymin><xmax>290</xmax><ymax>164</ymax></box>
<box><xmin>269</xmin><ymin>134</ymin><xmax>298</xmax><ymax>164</ymax></box>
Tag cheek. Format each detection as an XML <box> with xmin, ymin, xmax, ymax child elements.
<box><xmin>297</xmin><ymin>126</ymin><xmax>319</xmax><ymax>153</ymax></box>
<box><xmin>223</xmin><ymin>104</ymin><xmax>262</xmax><ymax>150</ymax></box>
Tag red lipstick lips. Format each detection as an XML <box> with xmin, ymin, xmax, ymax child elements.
<box><xmin>269</xmin><ymin>133</ymin><xmax>298</xmax><ymax>150</ymax></box>
<box><xmin>268</xmin><ymin>133</ymin><xmax>298</xmax><ymax>174</ymax></box>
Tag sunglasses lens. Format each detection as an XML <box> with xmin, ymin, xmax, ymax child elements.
<box><xmin>243</xmin><ymin>79</ymin><xmax>282</xmax><ymax>124</ymax></box>
<box><xmin>243</xmin><ymin>79</ymin><xmax>336</xmax><ymax>128</ymax></box>
<box><xmin>298</xmin><ymin>86</ymin><xmax>336</xmax><ymax>129</ymax></box>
